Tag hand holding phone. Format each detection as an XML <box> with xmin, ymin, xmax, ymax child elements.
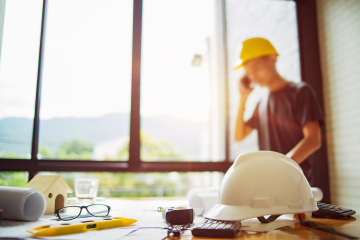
<box><xmin>238</xmin><ymin>75</ymin><xmax>254</xmax><ymax>96</ymax></box>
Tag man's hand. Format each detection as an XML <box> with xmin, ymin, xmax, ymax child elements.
<box><xmin>234</xmin><ymin>75</ymin><xmax>255</xmax><ymax>141</ymax></box>
<box><xmin>238</xmin><ymin>75</ymin><xmax>254</xmax><ymax>96</ymax></box>
<box><xmin>286</xmin><ymin>121</ymin><xmax>321</xmax><ymax>165</ymax></box>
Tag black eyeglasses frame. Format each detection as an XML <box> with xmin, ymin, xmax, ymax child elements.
<box><xmin>54</xmin><ymin>204</ymin><xmax>111</xmax><ymax>221</ymax></box>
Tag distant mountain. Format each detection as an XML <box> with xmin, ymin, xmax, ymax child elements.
<box><xmin>0</xmin><ymin>113</ymin><xmax>207</xmax><ymax>159</ymax></box>
<box><xmin>0</xmin><ymin>117</ymin><xmax>34</xmax><ymax>157</ymax></box>
<box><xmin>142</xmin><ymin>115</ymin><xmax>207</xmax><ymax>159</ymax></box>
<box><xmin>39</xmin><ymin>113</ymin><xmax>130</xmax><ymax>152</ymax></box>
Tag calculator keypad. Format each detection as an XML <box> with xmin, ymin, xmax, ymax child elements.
<box><xmin>191</xmin><ymin>219</ymin><xmax>241</xmax><ymax>238</ymax></box>
<box><xmin>313</xmin><ymin>202</ymin><xmax>356</xmax><ymax>219</ymax></box>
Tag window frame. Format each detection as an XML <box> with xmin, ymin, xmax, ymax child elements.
<box><xmin>1</xmin><ymin>0</ymin><xmax>232</xmax><ymax>177</ymax></box>
<box><xmin>0</xmin><ymin>0</ymin><xmax>330</xmax><ymax>203</ymax></box>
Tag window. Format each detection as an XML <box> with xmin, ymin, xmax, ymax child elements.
<box><xmin>38</xmin><ymin>0</ymin><xmax>133</xmax><ymax>160</ymax></box>
<box><xmin>0</xmin><ymin>0</ymin><xmax>43</xmax><ymax>159</ymax></box>
<box><xmin>140</xmin><ymin>0</ymin><xmax>225</xmax><ymax>162</ymax></box>
<box><xmin>0</xmin><ymin>0</ymin><xmax>326</xmax><ymax>198</ymax></box>
<box><xmin>38</xmin><ymin>171</ymin><xmax>223</xmax><ymax>197</ymax></box>
<box><xmin>225</xmin><ymin>0</ymin><xmax>301</xmax><ymax>160</ymax></box>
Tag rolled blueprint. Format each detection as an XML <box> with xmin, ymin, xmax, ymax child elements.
<box><xmin>189</xmin><ymin>193</ymin><xmax>218</xmax><ymax>216</ymax></box>
<box><xmin>0</xmin><ymin>186</ymin><xmax>46</xmax><ymax>221</ymax></box>
<box><xmin>187</xmin><ymin>187</ymin><xmax>218</xmax><ymax>201</ymax></box>
<box><xmin>188</xmin><ymin>188</ymin><xmax>219</xmax><ymax>216</ymax></box>
<box><xmin>311</xmin><ymin>187</ymin><xmax>323</xmax><ymax>202</ymax></box>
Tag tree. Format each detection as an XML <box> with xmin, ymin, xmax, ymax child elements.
<box><xmin>0</xmin><ymin>147</ymin><xmax>18</xmax><ymax>158</ymax></box>
<box><xmin>117</xmin><ymin>132</ymin><xmax>180</xmax><ymax>160</ymax></box>
<box><xmin>0</xmin><ymin>172</ymin><xmax>28</xmax><ymax>187</ymax></box>
<box><xmin>38</xmin><ymin>145</ymin><xmax>53</xmax><ymax>158</ymax></box>
<box><xmin>58</xmin><ymin>139</ymin><xmax>93</xmax><ymax>159</ymax></box>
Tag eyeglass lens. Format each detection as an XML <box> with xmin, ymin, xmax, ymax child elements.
<box><xmin>58</xmin><ymin>206</ymin><xmax>82</xmax><ymax>220</ymax></box>
<box><xmin>58</xmin><ymin>205</ymin><xmax>109</xmax><ymax>220</ymax></box>
<box><xmin>87</xmin><ymin>205</ymin><xmax>109</xmax><ymax>216</ymax></box>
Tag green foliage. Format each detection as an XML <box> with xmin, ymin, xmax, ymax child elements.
<box><xmin>0</xmin><ymin>134</ymin><xmax>184</xmax><ymax>197</ymax></box>
<box><xmin>117</xmin><ymin>132</ymin><xmax>180</xmax><ymax>160</ymax></box>
<box><xmin>0</xmin><ymin>172</ymin><xmax>28</xmax><ymax>187</ymax></box>
<box><xmin>58</xmin><ymin>139</ymin><xmax>93</xmax><ymax>159</ymax></box>
<box><xmin>0</xmin><ymin>147</ymin><xmax>21</xmax><ymax>158</ymax></box>
<box><xmin>47</xmin><ymin>171</ymin><xmax>184</xmax><ymax>198</ymax></box>
<box><xmin>38</xmin><ymin>145</ymin><xmax>53</xmax><ymax>158</ymax></box>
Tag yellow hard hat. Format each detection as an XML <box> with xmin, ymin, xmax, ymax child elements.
<box><xmin>233</xmin><ymin>38</ymin><xmax>279</xmax><ymax>69</ymax></box>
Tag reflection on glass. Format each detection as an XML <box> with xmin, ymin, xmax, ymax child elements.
<box><xmin>226</xmin><ymin>0</ymin><xmax>301</xmax><ymax>160</ymax></box>
<box><xmin>140</xmin><ymin>0</ymin><xmax>225</xmax><ymax>161</ymax></box>
<box><xmin>38</xmin><ymin>0</ymin><xmax>133</xmax><ymax>161</ymax></box>
<box><xmin>0</xmin><ymin>0</ymin><xmax>43</xmax><ymax>159</ymax></box>
<box><xmin>39</xmin><ymin>172</ymin><xmax>224</xmax><ymax>198</ymax></box>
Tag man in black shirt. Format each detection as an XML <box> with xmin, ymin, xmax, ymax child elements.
<box><xmin>234</xmin><ymin>38</ymin><xmax>323</xmax><ymax>185</ymax></box>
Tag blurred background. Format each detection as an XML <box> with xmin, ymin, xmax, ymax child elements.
<box><xmin>1</xmin><ymin>0</ymin><xmax>360</xmax><ymax>212</ymax></box>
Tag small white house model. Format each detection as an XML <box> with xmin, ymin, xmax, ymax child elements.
<box><xmin>25</xmin><ymin>175</ymin><xmax>73</xmax><ymax>215</ymax></box>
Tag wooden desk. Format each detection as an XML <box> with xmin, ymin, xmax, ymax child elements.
<box><xmin>176</xmin><ymin>215</ymin><xmax>360</xmax><ymax>240</ymax></box>
<box><xmin>116</xmin><ymin>198</ymin><xmax>360</xmax><ymax>240</ymax></box>
<box><xmin>2</xmin><ymin>197</ymin><xmax>356</xmax><ymax>240</ymax></box>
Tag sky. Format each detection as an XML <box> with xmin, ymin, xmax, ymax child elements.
<box><xmin>0</xmin><ymin>0</ymin><xmax>214</xmax><ymax>122</ymax></box>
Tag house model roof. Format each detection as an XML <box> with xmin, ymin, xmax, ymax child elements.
<box><xmin>25</xmin><ymin>175</ymin><xmax>73</xmax><ymax>193</ymax></box>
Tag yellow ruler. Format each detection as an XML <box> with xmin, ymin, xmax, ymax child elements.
<box><xmin>27</xmin><ymin>217</ymin><xmax>137</xmax><ymax>236</ymax></box>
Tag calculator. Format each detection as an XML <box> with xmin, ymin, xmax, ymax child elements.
<box><xmin>191</xmin><ymin>218</ymin><xmax>241</xmax><ymax>238</ymax></box>
<box><xmin>313</xmin><ymin>202</ymin><xmax>356</xmax><ymax>219</ymax></box>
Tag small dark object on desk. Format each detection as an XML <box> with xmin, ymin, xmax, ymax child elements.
<box><xmin>165</xmin><ymin>224</ymin><xmax>190</xmax><ymax>238</ymax></box>
<box><xmin>162</xmin><ymin>207</ymin><xmax>194</xmax><ymax>225</ymax></box>
<box><xmin>162</xmin><ymin>207</ymin><xmax>194</xmax><ymax>238</ymax></box>
<box><xmin>191</xmin><ymin>218</ymin><xmax>241</xmax><ymax>238</ymax></box>
<box><xmin>0</xmin><ymin>207</ymin><xmax>2</xmax><ymax>225</ymax></box>
<box><xmin>313</xmin><ymin>202</ymin><xmax>356</xmax><ymax>219</ymax></box>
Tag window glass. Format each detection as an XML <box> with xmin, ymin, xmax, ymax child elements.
<box><xmin>0</xmin><ymin>171</ymin><xmax>29</xmax><ymax>187</ymax></box>
<box><xmin>140</xmin><ymin>0</ymin><xmax>225</xmax><ymax>161</ymax></box>
<box><xmin>226</xmin><ymin>0</ymin><xmax>301</xmax><ymax>160</ymax></box>
<box><xmin>38</xmin><ymin>172</ymin><xmax>224</xmax><ymax>197</ymax></box>
<box><xmin>0</xmin><ymin>0</ymin><xmax>43</xmax><ymax>159</ymax></box>
<box><xmin>38</xmin><ymin>0</ymin><xmax>133</xmax><ymax>160</ymax></box>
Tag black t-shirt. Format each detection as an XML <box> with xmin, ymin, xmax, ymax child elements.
<box><xmin>246</xmin><ymin>82</ymin><xmax>324</xmax><ymax>185</ymax></box>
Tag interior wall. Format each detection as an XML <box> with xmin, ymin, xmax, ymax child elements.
<box><xmin>316</xmin><ymin>0</ymin><xmax>360</xmax><ymax>210</ymax></box>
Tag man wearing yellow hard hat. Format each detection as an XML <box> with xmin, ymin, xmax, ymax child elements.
<box><xmin>234</xmin><ymin>37</ymin><xmax>323</xmax><ymax>185</ymax></box>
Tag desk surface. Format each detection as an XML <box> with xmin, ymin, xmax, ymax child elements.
<box><xmin>177</xmin><ymin>215</ymin><xmax>360</xmax><ymax>240</ymax></box>
<box><xmin>118</xmin><ymin>197</ymin><xmax>360</xmax><ymax>240</ymax></box>
<box><xmin>1</xmin><ymin>198</ymin><xmax>359</xmax><ymax>240</ymax></box>
<box><xmin>125</xmin><ymin>198</ymin><xmax>359</xmax><ymax>240</ymax></box>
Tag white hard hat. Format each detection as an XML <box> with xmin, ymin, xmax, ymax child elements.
<box><xmin>204</xmin><ymin>151</ymin><xmax>318</xmax><ymax>222</ymax></box>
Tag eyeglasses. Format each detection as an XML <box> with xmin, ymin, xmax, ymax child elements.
<box><xmin>54</xmin><ymin>204</ymin><xmax>111</xmax><ymax>221</ymax></box>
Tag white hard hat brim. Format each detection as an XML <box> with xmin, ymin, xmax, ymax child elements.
<box><xmin>203</xmin><ymin>203</ymin><xmax>317</xmax><ymax>221</ymax></box>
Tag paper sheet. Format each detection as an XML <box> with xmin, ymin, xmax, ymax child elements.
<box><xmin>0</xmin><ymin>186</ymin><xmax>46</xmax><ymax>221</ymax></box>
<box><xmin>240</xmin><ymin>215</ymin><xmax>298</xmax><ymax>232</ymax></box>
<box><xmin>0</xmin><ymin>215</ymin><xmax>139</xmax><ymax>240</ymax></box>
<box><xmin>120</xmin><ymin>228</ymin><xmax>168</xmax><ymax>240</ymax></box>
<box><xmin>39</xmin><ymin>226</ymin><xmax>139</xmax><ymax>240</ymax></box>
<box><xmin>0</xmin><ymin>198</ymin><xmax>184</xmax><ymax>239</ymax></box>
